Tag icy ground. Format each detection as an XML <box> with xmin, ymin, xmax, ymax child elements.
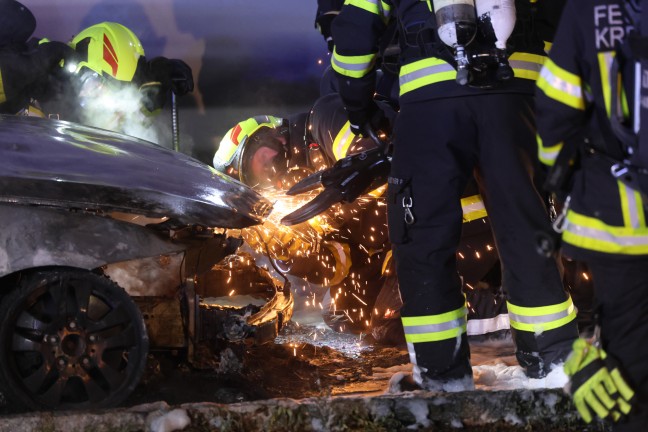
<box><xmin>275</xmin><ymin>297</ymin><xmax>570</xmax><ymax>397</ymax></box>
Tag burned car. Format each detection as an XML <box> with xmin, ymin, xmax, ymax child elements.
<box><xmin>0</xmin><ymin>115</ymin><xmax>293</xmax><ymax>411</ymax></box>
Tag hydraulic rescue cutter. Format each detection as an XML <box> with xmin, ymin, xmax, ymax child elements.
<box><xmin>282</xmin><ymin>129</ymin><xmax>391</xmax><ymax>226</ymax></box>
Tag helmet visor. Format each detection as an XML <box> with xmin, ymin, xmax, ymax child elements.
<box><xmin>240</xmin><ymin>127</ymin><xmax>289</xmax><ymax>188</ymax></box>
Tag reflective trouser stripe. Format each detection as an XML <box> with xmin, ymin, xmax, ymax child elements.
<box><xmin>466</xmin><ymin>313</ymin><xmax>510</xmax><ymax>336</ymax></box>
<box><xmin>401</xmin><ymin>305</ymin><xmax>467</xmax><ymax>343</ymax></box>
<box><xmin>507</xmin><ymin>296</ymin><xmax>577</xmax><ymax>333</ymax></box>
<box><xmin>461</xmin><ymin>194</ymin><xmax>487</xmax><ymax>222</ymax></box>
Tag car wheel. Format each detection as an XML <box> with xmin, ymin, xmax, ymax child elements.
<box><xmin>0</xmin><ymin>268</ymin><xmax>148</xmax><ymax>410</ymax></box>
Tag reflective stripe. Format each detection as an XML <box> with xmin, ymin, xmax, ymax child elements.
<box><xmin>598</xmin><ymin>51</ymin><xmax>615</xmax><ymax>117</ymax></box>
<box><xmin>466</xmin><ymin>313</ymin><xmax>510</xmax><ymax>336</ymax></box>
<box><xmin>507</xmin><ymin>296</ymin><xmax>576</xmax><ymax>333</ymax></box>
<box><xmin>401</xmin><ymin>305</ymin><xmax>467</xmax><ymax>343</ymax></box>
<box><xmin>461</xmin><ymin>194</ymin><xmax>487</xmax><ymax>222</ymax></box>
<box><xmin>332</xmin><ymin>122</ymin><xmax>356</xmax><ymax>160</ymax></box>
<box><xmin>619</xmin><ymin>181</ymin><xmax>645</xmax><ymax>229</ymax></box>
<box><xmin>509</xmin><ymin>52</ymin><xmax>545</xmax><ymax>81</ymax></box>
<box><xmin>379</xmin><ymin>0</ymin><xmax>391</xmax><ymax>17</ymax></box>
<box><xmin>326</xmin><ymin>241</ymin><xmax>352</xmax><ymax>286</ymax></box>
<box><xmin>399</xmin><ymin>58</ymin><xmax>456</xmax><ymax>95</ymax></box>
<box><xmin>0</xmin><ymin>69</ymin><xmax>5</xmax><ymax>104</ymax></box>
<box><xmin>346</xmin><ymin>0</ymin><xmax>381</xmax><ymax>14</ymax></box>
<box><xmin>381</xmin><ymin>249</ymin><xmax>393</xmax><ymax>275</ymax></box>
<box><xmin>400</xmin><ymin>53</ymin><xmax>544</xmax><ymax>96</ymax></box>
<box><xmin>537</xmin><ymin>58</ymin><xmax>585</xmax><ymax>110</ymax></box>
<box><xmin>563</xmin><ymin>207</ymin><xmax>648</xmax><ymax>254</ymax></box>
<box><xmin>537</xmin><ymin>136</ymin><xmax>562</xmax><ymax>166</ymax></box>
<box><xmin>331</xmin><ymin>50</ymin><xmax>377</xmax><ymax>78</ymax></box>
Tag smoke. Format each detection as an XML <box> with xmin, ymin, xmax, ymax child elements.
<box><xmin>78</xmin><ymin>85</ymin><xmax>160</xmax><ymax>144</ymax></box>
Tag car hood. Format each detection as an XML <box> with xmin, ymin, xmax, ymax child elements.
<box><xmin>0</xmin><ymin>115</ymin><xmax>272</xmax><ymax>228</ymax></box>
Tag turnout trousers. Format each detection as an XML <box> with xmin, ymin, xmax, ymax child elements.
<box><xmin>387</xmin><ymin>93</ymin><xmax>579</xmax><ymax>381</ymax></box>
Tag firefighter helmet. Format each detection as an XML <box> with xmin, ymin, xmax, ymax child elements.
<box><xmin>69</xmin><ymin>22</ymin><xmax>145</xmax><ymax>83</ymax></box>
<box><xmin>213</xmin><ymin>116</ymin><xmax>290</xmax><ymax>187</ymax></box>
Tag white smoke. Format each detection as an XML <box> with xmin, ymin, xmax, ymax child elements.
<box><xmin>77</xmin><ymin>84</ymin><xmax>161</xmax><ymax>144</ymax></box>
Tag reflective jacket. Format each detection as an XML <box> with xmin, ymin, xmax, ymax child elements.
<box><xmin>535</xmin><ymin>0</ymin><xmax>648</xmax><ymax>256</ymax></box>
<box><xmin>330</xmin><ymin>0</ymin><xmax>561</xmax><ymax>111</ymax></box>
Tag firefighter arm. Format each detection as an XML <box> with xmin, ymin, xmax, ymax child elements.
<box><xmin>330</xmin><ymin>2</ymin><xmax>387</xmax><ymax>136</ymax></box>
<box><xmin>533</xmin><ymin>0</ymin><xmax>569</xmax><ymax>53</ymax></box>
<box><xmin>535</xmin><ymin>0</ymin><xmax>587</xmax><ymax>169</ymax></box>
<box><xmin>0</xmin><ymin>40</ymin><xmax>72</xmax><ymax>104</ymax></box>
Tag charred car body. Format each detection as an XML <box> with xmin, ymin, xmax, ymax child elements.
<box><xmin>0</xmin><ymin>115</ymin><xmax>293</xmax><ymax>410</ymax></box>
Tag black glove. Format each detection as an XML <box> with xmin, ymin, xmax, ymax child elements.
<box><xmin>33</xmin><ymin>41</ymin><xmax>77</xmax><ymax>74</ymax></box>
<box><xmin>147</xmin><ymin>57</ymin><xmax>194</xmax><ymax>96</ymax></box>
<box><xmin>346</xmin><ymin>102</ymin><xmax>390</xmax><ymax>138</ymax></box>
<box><xmin>315</xmin><ymin>13</ymin><xmax>336</xmax><ymax>52</ymax></box>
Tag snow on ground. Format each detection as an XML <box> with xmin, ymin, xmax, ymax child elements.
<box><xmin>283</xmin><ymin>298</ymin><xmax>569</xmax><ymax>395</ymax></box>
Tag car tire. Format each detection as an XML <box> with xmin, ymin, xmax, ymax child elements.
<box><xmin>0</xmin><ymin>267</ymin><xmax>148</xmax><ymax>410</ymax></box>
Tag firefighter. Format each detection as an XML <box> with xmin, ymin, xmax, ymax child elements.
<box><xmin>535</xmin><ymin>0</ymin><xmax>647</xmax><ymax>428</ymax></box>
<box><xmin>330</xmin><ymin>0</ymin><xmax>580</xmax><ymax>390</ymax></box>
<box><xmin>0</xmin><ymin>15</ymin><xmax>193</xmax><ymax>133</ymax></box>
<box><xmin>0</xmin><ymin>0</ymin><xmax>74</xmax><ymax>116</ymax></box>
<box><xmin>213</xmin><ymin>93</ymin><xmax>510</xmax><ymax>345</ymax></box>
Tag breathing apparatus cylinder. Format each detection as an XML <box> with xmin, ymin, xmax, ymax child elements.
<box><xmin>432</xmin><ymin>0</ymin><xmax>478</xmax><ymax>85</ymax></box>
<box><xmin>475</xmin><ymin>0</ymin><xmax>516</xmax><ymax>81</ymax></box>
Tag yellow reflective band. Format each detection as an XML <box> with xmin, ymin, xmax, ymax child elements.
<box><xmin>544</xmin><ymin>41</ymin><xmax>552</xmax><ymax>54</ymax></box>
<box><xmin>326</xmin><ymin>241</ymin><xmax>352</xmax><ymax>286</ymax></box>
<box><xmin>404</xmin><ymin>325</ymin><xmax>467</xmax><ymax>343</ymax></box>
<box><xmin>332</xmin><ymin>122</ymin><xmax>355</xmax><ymax>160</ymax></box>
<box><xmin>461</xmin><ymin>194</ymin><xmax>487</xmax><ymax>222</ymax></box>
<box><xmin>402</xmin><ymin>304</ymin><xmax>467</xmax><ymax>343</ymax></box>
<box><xmin>507</xmin><ymin>296</ymin><xmax>576</xmax><ymax>333</ymax></box>
<box><xmin>368</xmin><ymin>183</ymin><xmax>387</xmax><ymax>197</ymax></box>
<box><xmin>619</xmin><ymin>181</ymin><xmax>645</xmax><ymax>229</ymax></box>
<box><xmin>399</xmin><ymin>58</ymin><xmax>456</xmax><ymax>95</ymax></box>
<box><xmin>598</xmin><ymin>52</ymin><xmax>615</xmax><ymax>116</ymax></box>
<box><xmin>381</xmin><ymin>249</ymin><xmax>393</xmax><ymax>275</ymax></box>
<box><xmin>402</xmin><ymin>305</ymin><xmax>466</xmax><ymax>327</ymax></box>
<box><xmin>346</xmin><ymin>0</ymin><xmax>381</xmax><ymax>14</ymax></box>
<box><xmin>509</xmin><ymin>52</ymin><xmax>545</xmax><ymax>81</ymax></box>
<box><xmin>537</xmin><ymin>136</ymin><xmax>562</xmax><ymax>166</ymax></box>
<box><xmin>0</xmin><ymin>69</ymin><xmax>5</xmax><ymax>104</ymax></box>
<box><xmin>537</xmin><ymin>58</ymin><xmax>585</xmax><ymax>110</ymax></box>
<box><xmin>563</xmin><ymin>208</ymin><xmax>648</xmax><ymax>254</ymax></box>
<box><xmin>379</xmin><ymin>0</ymin><xmax>392</xmax><ymax>15</ymax></box>
<box><xmin>332</xmin><ymin>50</ymin><xmax>377</xmax><ymax>78</ymax></box>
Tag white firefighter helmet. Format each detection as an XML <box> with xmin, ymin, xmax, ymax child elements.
<box><xmin>213</xmin><ymin>115</ymin><xmax>289</xmax><ymax>187</ymax></box>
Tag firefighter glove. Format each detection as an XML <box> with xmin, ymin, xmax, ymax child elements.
<box><xmin>147</xmin><ymin>57</ymin><xmax>194</xmax><ymax>96</ymax></box>
<box><xmin>346</xmin><ymin>102</ymin><xmax>390</xmax><ymax>138</ymax></box>
<box><xmin>315</xmin><ymin>13</ymin><xmax>336</xmax><ymax>52</ymax></box>
<box><xmin>34</xmin><ymin>41</ymin><xmax>76</xmax><ymax>73</ymax></box>
<box><xmin>563</xmin><ymin>338</ymin><xmax>635</xmax><ymax>423</ymax></box>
